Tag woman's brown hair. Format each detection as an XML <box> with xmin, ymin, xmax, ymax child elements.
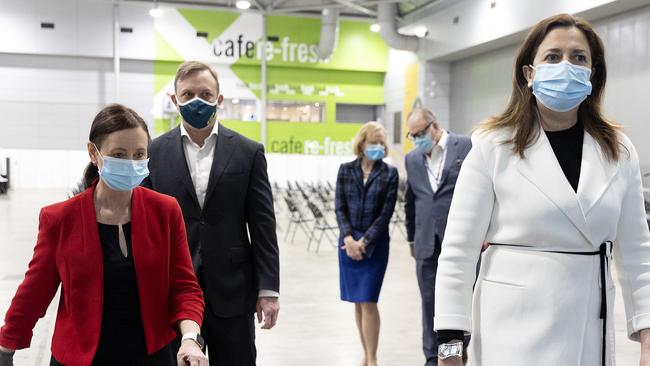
<box><xmin>80</xmin><ymin>104</ymin><xmax>151</xmax><ymax>190</ymax></box>
<box><xmin>479</xmin><ymin>13</ymin><xmax>622</xmax><ymax>160</ymax></box>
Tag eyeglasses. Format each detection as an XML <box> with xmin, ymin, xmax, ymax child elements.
<box><xmin>406</xmin><ymin>122</ymin><xmax>433</xmax><ymax>141</ymax></box>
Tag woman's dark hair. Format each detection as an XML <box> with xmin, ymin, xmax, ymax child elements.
<box><xmin>479</xmin><ymin>13</ymin><xmax>622</xmax><ymax>161</ymax></box>
<box><xmin>80</xmin><ymin>104</ymin><xmax>151</xmax><ymax>191</ymax></box>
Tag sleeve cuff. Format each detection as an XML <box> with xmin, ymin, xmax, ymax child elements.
<box><xmin>433</xmin><ymin>314</ymin><xmax>471</xmax><ymax>334</ymax></box>
<box><xmin>258</xmin><ymin>289</ymin><xmax>280</xmax><ymax>298</ymax></box>
<box><xmin>627</xmin><ymin>313</ymin><xmax>650</xmax><ymax>341</ymax></box>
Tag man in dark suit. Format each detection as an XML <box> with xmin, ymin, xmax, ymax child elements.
<box><xmin>404</xmin><ymin>108</ymin><xmax>471</xmax><ymax>366</ymax></box>
<box><xmin>143</xmin><ymin>61</ymin><xmax>280</xmax><ymax>366</ymax></box>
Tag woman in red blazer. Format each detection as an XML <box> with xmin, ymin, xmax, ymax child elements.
<box><xmin>0</xmin><ymin>104</ymin><xmax>207</xmax><ymax>366</ymax></box>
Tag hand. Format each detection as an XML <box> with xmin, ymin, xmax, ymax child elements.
<box><xmin>640</xmin><ymin>328</ymin><xmax>650</xmax><ymax>366</ymax></box>
<box><xmin>341</xmin><ymin>239</ymin><xmax>365</xmax><ymax>261</ymax></box>
<box><xmin>409</xmin><ymin>242</ymin><xmax>415</xmax><ymax>258</ymax></box>
<box><xmin>439</xmin><ymin>357</ymin><xmax>463</xmax><ymax>366</ymax></box>
<box><xmin>177</xmin><ymin>339</ymin><xmax>207</xmax><ymax>366</ymax></box>
<box><xmin>256</xmin><ymin>296</ymin><xmax>280</xmax><ymax>330</ymax></box>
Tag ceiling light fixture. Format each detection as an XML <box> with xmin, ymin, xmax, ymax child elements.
<box><xmin>414</xmin><ymin>26</ymin><xmax>428</xmax><ymax>38</ymax></box>
<box><xmin>370</xmin><ymin>23</ymin><xmax>380</xmax><ymax>33</ymax></box>
<box><xmin>232</xmin><ymin>98</ymin><xmax>240</xmax><ymax>104</ymax></box>
<box><xmin>236</xmin><ymin>0</ymin><xmax>251</xmax><ymax>10</ymax></box>
<box><xmin>149</xmin><ymin>0</ymin><xmax>163</xmax><ymax>17</ymax></box>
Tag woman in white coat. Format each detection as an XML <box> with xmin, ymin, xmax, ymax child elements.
<box><xmin>434</xmin><ymin>14</ymin><xmax>650</xmax><ymax>366</ymax></box>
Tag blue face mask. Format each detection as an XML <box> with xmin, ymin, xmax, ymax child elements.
<box><xmin>364</xmin><ymin>144</ymin><xmax>385</xmax><ymax>161</ymax></box>
<box><xmin>94</xmin><ymin>145</ymin><xmax>150</xmax><ymax>192</ymax></box>
<box><xmin>177</xmin><ymin>96</ymin><xmax>218</xmax><ymax>129</ymax></box>
<box><xmin>413</xmin><ymin>134</ymin><xmax>434</xmax><ymax>153</ymax></box>
<box><xmin>531</xmin><ymin>61</ymin><xmax>592</xmax><ymax>112</ymax></box>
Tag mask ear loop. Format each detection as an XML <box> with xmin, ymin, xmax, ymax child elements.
<box><xmin>527</xmin><ymin>64</ymin><xmax>536</xmax><ymax>88</ymax></box>
<box><xmin>90</xmin><ymin>142</ymin><xmax>105</xmax><ymax>172</ymax></box>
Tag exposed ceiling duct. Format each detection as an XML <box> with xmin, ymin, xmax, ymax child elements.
<box><xmin>377</xmin><ymin>2</ymin><xmax>419</xmax><ymax>52</ymax></box>
<box><xmin>318</xmin><ymin>8</ymin><xmax>340</xmax><ymax>60</ymax></box>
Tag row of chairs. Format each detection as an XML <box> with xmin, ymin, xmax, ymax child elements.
<box><xmin>272</xmin><ymin>179</ymin><xmax>410</xmax><ymax>253</ymax></box>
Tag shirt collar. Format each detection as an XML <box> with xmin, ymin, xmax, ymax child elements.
<box><xmin>180</xmin><ymin>121</ymin><xmax>219</xmax><ymax>142</ymax></box>
<box><xmin>436</xmin><ymin>129</ymin><xmax>449</xmax><ymax>151</ymax></box>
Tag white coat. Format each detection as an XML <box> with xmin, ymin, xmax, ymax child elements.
<box><xmin>433</xmin><ymin>126</ymin><xmax>650</xmax><ymax>366</ymax></box>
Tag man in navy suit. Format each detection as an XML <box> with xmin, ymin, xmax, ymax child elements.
<box><xmin>404</xmin><ymin>108</ymin><xmax>471</xmax><ymax>366</ymax></box>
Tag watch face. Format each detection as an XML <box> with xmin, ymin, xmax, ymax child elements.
<box><xmin>196</xmin><ymin>334</ymin><xmax>205</xmax><ymax>348</ymax></box>
<box><xmin>438</xmin><ymin>342</ymin><xmax>462</xmax><ymax>359</ymax></box>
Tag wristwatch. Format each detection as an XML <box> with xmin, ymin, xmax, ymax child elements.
<box><xmin>438</xmin><ymin>340</ymin><xmax>463</xmax><ymax>360</ymax></box>
<box><xmin>181</xmin><ymin>332</ymin><xmax>205</xmax><ymax>349</ymax></box>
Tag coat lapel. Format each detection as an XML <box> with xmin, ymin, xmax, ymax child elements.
<box><xmin>577</xmin><ymin>132</ymin><xmax>619</xmax><ymax>215</ymax></box>
<box><xmin>168</xmin><ymin>127</ymin><xmax>200</xmax><ymax>205</ymax></box>
<box><xmin>515</xmin><ymin>130</ymin><xmax>593</xmax><ymax>243</ymax></box>
<box><xmin>203</xmin><ymin>124</ymin><xmax>236</xmax><ymax>208</ymax></box>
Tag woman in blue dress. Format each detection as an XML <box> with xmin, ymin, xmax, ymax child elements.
<box><xmin>335</xmin><ymin>121</ymin><xmax>399</xmax><ymax>366</ymax></box>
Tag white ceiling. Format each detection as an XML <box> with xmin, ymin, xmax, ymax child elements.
<box><xmin>126</xmin><ymin>0</ymin><xmax>442</xmax><ymax>19</ymax></box>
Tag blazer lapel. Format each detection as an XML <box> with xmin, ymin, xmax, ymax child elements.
<box><xmin>168</xmin><ymin>127</ymin><xmax>200</xmax><ymax>205</ymax></box>
<box><xmin>365</xmin><ymin>161</ymin><xmax>384</xmax><ymax>187</ymax></box>
<box><xmin>203</xmin><ymin>124</ymin><xmax>236</xmax><ymax>208</ymax></box>
<box><xmin>438</xmin><ymin>133</ymin><xmax>458</xmax><ymax>189</ymax></box>
<box><xmin>515</xmin><ymin>131</ymin><xmax>593</xmax><ymax>243</ymax></box>
<box><xmin>577</xmin><ymin>132</ymin><xmax>619</xmax><ymax>215</ymax></box>
<box><xmin>418</xmin><ymin>151</ymin><xmax>435</xmax><ymax>196</ymax></box>
<box><xmin>79</xmin><ymin>185</ymin><xmax>104</xmax><ymax>309</ymax></box>
<box><xmin>351</xmin><ymin>158</ymin><xmax>364</xmax><ymax>190</ymax></box>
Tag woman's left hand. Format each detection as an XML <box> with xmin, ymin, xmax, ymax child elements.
<box><xmin>341</xmin><ymin>240</ymin><xmax>365</xmax><ymax>261</ymax></box>
<box><xmin>639</xmin><ymin>328</ymin><xmax>650</xmax><ymax>366</ymax></box>
<box><xmin>177</xmin><ymin>340</ymin><xmax>208</xmax><ymax>366</ymax></box>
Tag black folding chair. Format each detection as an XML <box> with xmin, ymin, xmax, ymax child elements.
<box><xmin>284</xmin><ymin>196</ymin><xmax>312</xmax><ymax>244</ymax></box>
<box><xmin>306</xmin><ymin>200</ymin><xmax>338</xmax><ymax>253</ymax></box>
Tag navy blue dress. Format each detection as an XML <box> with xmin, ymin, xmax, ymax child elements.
<box><xmin>335</xmin><ymin>159</ymin><xmax>399</xmax><ymax>303</ymax></box>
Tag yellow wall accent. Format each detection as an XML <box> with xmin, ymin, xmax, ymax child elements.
<box><xmin>402</xmin><ymin>62</ymin><xmax>419</xmax><ymax>153</ymax></box>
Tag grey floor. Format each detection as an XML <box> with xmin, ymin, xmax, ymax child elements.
<box><xmin>0</xmin><ymin>189</ymin><xmax>641</xmax><ymax>365</ymax></box>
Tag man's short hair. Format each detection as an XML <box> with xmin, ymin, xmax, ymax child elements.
<box><xmin>408</xmin><ymin>107</ymin><xmax>437</xmax><ymax>125</ymax></box>
<box><xmin>174</xmin><ymin>61</ymin><xmax>220</xmax><ymax>93</ymax></box>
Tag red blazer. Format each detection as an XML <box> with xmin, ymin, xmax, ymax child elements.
<box><xmin>0</xmin><ymin>185</ymin><xmax>204</xmax><ymax>366</ymax></box>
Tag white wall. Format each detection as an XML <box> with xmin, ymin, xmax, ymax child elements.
<box><xmin>449</xmin><ymin>4</ymin><xmax>650</xmax><ymax>175</ymax></box>
<box><xmin>0</xmin><ymin>147</ymin><xmax>359</xmax><ymax>190</ymax></box>
<box><xmin>0</xmin><ymin>53</ymin><xmax>154</xmax><ymax>151</ymax></box>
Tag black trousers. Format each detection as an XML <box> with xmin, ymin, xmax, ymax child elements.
<box><xmin>173</xmin><ymin>271</ymin><xmax>257</xmax><ymax>366</ymax></box>
<box><xmin>171</xmin><ymin>312</ymin><xmax>256</xmax><ymax>366</ymax></box>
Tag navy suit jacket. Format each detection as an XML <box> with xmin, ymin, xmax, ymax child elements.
<box><xmin>143</xmin><ymin>124</ymin><xmax>280</xmax><ymax>318</ymax></box>
<box><xmin>405</xmin><ymin>132</ymin><xmax>472</xmax><ymax>259</ymax></box>
<box><xmin>335</xmin><ymin>159</ymin><xmax>399</xmax><ymax>256</ymax></box>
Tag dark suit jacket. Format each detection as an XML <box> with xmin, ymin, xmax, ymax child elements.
<box><xmin>335</xmin><ymin>158</ymin><xmax>399</xmax><ymax>255</ymax></box>
<box><xmin>0</xmin><ymin>185</ymin><xmax>204</xmax><ymax>366</ymax></box>
<box><xmin>143</xmin><ymin>124</ymin><xmax>280</xmax><ymax>318</ymax></box>
<box><xmin>405</xmin><ymin>132</ymin><xmax>472</xmax><ymax>259</ymax></box>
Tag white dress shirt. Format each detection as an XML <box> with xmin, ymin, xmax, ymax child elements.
<box><xmin>180</xmin><ymin>122</ymin><xmax>218</xmax><ymax>209</ymax></box>
<box><xmin>425</xmin><ymin>129</ymin><xmax>449</xmax><ymax>193</ymax></box>
<box><xmin>180</xmin><ymin>122</ymin><xmax>279</xmax><ymax>298</ymax></box>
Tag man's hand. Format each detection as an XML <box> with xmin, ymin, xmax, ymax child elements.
<box><xmin>256</xmin><ymin>296</ymin><xmax>280</xmax><ymax>330</ymax></box>
<box><xmin>177</xmin><ymin>339</ymin><xmax>208</xmax><ymax>366</ymax></box>
<box><xmin>341</xmin><ymin>239</ymin><xmax>365</xmax><ymax>261</ymax></box>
